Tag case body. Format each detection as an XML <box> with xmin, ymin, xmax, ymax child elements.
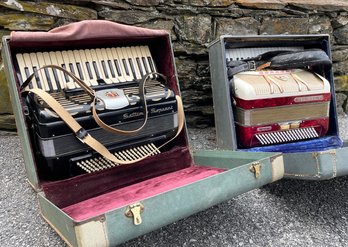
<box><xmin>2</xmin><ymin>21</ymin><xmax>284</xmax><ymax>247</ymax></box>
<box><xmin>209</xmin><ymin>34</ymin><xmax>348</xmax><ymax>180</ymax></box>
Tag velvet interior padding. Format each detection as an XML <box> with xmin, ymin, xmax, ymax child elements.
<box><xmin>42</xmin><ymin>146</ymin><xmax>194</xmax><ymax>208</ymax></box>
<box><xmin>245</xmin><ymin>136</ymin><xmax>343</xmax><ymax>153</ymax></box>
<box><xmin>63</xmin><ymin>165</ymin><xmax>225</xmax><ymax>221</ymax></box>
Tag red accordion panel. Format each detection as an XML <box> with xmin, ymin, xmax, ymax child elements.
<box><xmin>236</xmin><ymin>118</ymin><xmax>329</xmax><ymax>148</ymax></box>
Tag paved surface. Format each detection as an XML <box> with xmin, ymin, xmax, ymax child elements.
<box><xmin>1</xmin><ymin>115</ymin><xmax>348</xmax><ymax>247</ymax></box>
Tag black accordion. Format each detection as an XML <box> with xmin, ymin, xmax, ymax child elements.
<box><xmin>15</xmin><ymin>46</ymin><xmax>179</xmax><ymax>179</ymax></box>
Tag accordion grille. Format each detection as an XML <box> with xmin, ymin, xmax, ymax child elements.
<box><xmin>76</xmin><ymin>143</ymin><xmax>160</xmax><ymax>173</ymax></box>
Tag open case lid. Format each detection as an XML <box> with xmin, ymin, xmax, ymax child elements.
<box><xmin>2</xmin><ymin>20</ymin><xmax>189</xmax><ymax>190</ymax></box>
<box><xmin>208</xmin><ymin>34</ymin><xmax>341</xmax><ymax>152</ymax></box>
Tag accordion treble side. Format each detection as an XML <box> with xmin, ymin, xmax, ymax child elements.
<box><xmin>231</xmin><ymin>69</ymin><xmax>331</xmax><ymax>147</ymax></box>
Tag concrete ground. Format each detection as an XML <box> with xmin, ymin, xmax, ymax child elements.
<box><xmin>1</xmin><ymin>115</ymin><xmax>348</xmax><ymax>247</ymax></box>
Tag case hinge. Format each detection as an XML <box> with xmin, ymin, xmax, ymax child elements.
<box><xmin>250</xmin><ymin>162</ymin><xmax>261</xmax><ymax>179</ymax></box>
<box><xmin>125</xmin><ymin>202</ymin><xmax>144</xmax><ymax>225</ymax></box>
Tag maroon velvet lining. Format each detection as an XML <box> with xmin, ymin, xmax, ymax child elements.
<box><xmin>42</xmin><ymin>146</ymin><xmax>193</xmax><ymax>208</ymax></box>
<box><xmin>63</xmin><ymin>165</ymin><xmax>225</xmax><ymax>222</ymax></box>
<box><xmin>11</xmin><ymin>20</ymin><xmax>167</xmax><ymax>43</ymax></box>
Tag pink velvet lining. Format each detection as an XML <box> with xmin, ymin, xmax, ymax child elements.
<box><xmin>11</xmin><ymin>20</ymin><xmax>167</xmax><ymax>43</ymax></box>
<box><xmin>63</xmin><ymin>166</ymin><xmax>225</xmax><ymax>221</ymax></box>
<box><xmin>42</xmin><ymin>146</ymin><xmax>192</xmax><ymax>208</ymax></box>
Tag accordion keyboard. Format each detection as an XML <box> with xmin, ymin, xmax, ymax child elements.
<box><xmin>16</xmin><ymin>46</ymin><xmax>157</xmax><ymax>92</ymax></box>
<box><xmin>225</xmin><ymin>46</ymin><xmax>304</xmax><ymax>62</ymax></box>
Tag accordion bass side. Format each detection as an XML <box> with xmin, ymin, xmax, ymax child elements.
<box><xmin>231</xmin><ymin>69</ymin><xmax>331</xmax><ymax>147</ymax></box>
<box><xmin>14</xmin><ymin>45</ymin><xmax>180</xmax><ymax>179</ymax></box>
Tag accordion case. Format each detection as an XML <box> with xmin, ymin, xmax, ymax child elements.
<box><xmin>209</xmin><ymin>34</ymin><xmax>348</xmax><ymax>180</ymax></box>
<box><xmin>2</xmin><ymin>21</ymin><xmax>284</xmax><ymax>246</ymax></box>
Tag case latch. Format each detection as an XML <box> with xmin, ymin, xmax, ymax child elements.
<box><xmin>250</xmin><ymin>162</ymin><xmax>261</xmax><ymax>179</ymax></box>
<box><xmin>125</xmin><ymin>202</ymin><xmax>144</xmax><ymax>225</ymax></box>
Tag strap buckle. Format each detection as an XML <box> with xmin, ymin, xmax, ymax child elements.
<box><xmin>76</xmin><ymin>128</ymin><xmax>89</xmax><ymax>143</ymax></box>
<box><xmin>248</xmin><ymin>61</ymin><xmax>256</xmax><ymax>70</ymax></box>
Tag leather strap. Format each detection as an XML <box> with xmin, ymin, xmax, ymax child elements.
<box><xmin>92</xmin><ymin>72</ymin><xmax>167</xmax><ymax>135</ymax></box>
<box><xmin>21</xmin><ymin>68</ymin><xmax>185</xmax><ymax>165</ymax></box>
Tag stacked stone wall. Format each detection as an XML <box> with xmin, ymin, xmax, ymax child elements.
<box><xmin>1</xmin><ymin>0</ymin><xmax>348</xmax><ymax>129</ymax></box>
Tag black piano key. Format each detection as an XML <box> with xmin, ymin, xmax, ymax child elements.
<box><xmin>85</xmin><ymin>62</ymin><xmax>93</xmax><ymax>80</ymax></box>
<box><xmin>107</xmin><ymin>60</ymin><xmax>115</xmax><ymax>78</ymax></box>
<box><xmin>114</xmin><ymin>59</ymin><xmax>122</xmax><ymax>77</ymax></box>
<box><xmin>52</xmin><ymin>69</ymin><xmax>62</xmax><ymax>91</ymax></box>
<box><xmin>101</xmin><ymin>60</ymin><xmax>109</xmax><ymax>79</ymax></box>
<box><xmin>136</xmin><ymin>57</ymin><xmax>144</xmax><ymax>77</ymax></box>
<box><xmin>24</xmin><ymin>67</ymin><xmax>33</xmax><ymax>89</ymax></box>
<box><xmin>128</xmin><ymin>58</ymin><xmax>137</xmax><ymax>79</ymax></box>
<box><xmin>44</xmin><ymin>68</ymin><xmax>54</xmax><ymax>92</ymax></box>
<box><xmin>142</xmin><ymin>57</ymin><xmax>150</xmax><ymax>74</ymax></box>
<box><xmin>32</xmin><ymin>66</ymin><xmax>43</xmax><ymax>89</ymax></box>
<box><xmin>92</xmin><ymin>61</ymin><xmax>101</xmax><ymax>79</ymax></box>
<box><xmin>76</xmin><ymin>62</ymin><xmax>84</xmax><ymax>80</ymax></box>
<box><xmin>122</xmin><ymin>59</ymin><xmax>130</xmax><ymax>76</ymax></box>
<box><xmin>61</xmin><ymin>64</ymin><xmax>70</xmax><ymax>82</ymax></box>
<box><xmin>69</xmin><ymin>63</ymin><xmax>75</xmax><ymax>75</ymax></box>
<box><xmin>147</xmin><ymin>57</ymin><xmax>155</xmax><ymax>72</ymax></box>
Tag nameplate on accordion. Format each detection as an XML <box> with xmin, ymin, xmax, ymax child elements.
<box><xmin>231</xmin><ymin>69</ymin><xmax>331</xmax><ymax>147</ymax></box>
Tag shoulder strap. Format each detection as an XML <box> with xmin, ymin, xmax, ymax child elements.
<box><xmin>21</xmin><ymin>68</ymin><xmax>185</xmax><ymax>165</ymax></box>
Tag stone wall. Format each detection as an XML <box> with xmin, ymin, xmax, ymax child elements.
<box><xmin>1</xmin><ymin>0</ymin><xmax>348</xmax><ymax>129</ymax></box>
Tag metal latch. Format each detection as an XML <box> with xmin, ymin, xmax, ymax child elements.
<box><xmin>125</xmin><ymin>202</ymin><xmax>144</xmax><ymax>225</ymax></box>
<box><xmin>250</xmin><ymin>162</ymin><xmax>261</xmax><ymax>179</ymax></box>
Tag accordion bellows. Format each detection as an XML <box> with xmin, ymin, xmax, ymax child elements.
<box><xmin>231</xmin><ymin>69</ymin><xmax>331</xmax><ymax>147</ymax></box>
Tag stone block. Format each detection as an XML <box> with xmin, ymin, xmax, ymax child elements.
<box><xmin>215</xmin><ymin>17</ymin><xmax>259</xmax><ymax>38</ymax></box>
<box><xmin>308</xmin><ymin>16</ymin><xmax>332</xmax><ymax>34</ymax></box>
<box><xmin>335</xmin><ymin>92</ymin><xmax>347</xmax><ymax>115</ymax></box>
<box><xmin>333</xmin><ymin>25</ymin><xmax>348</xmax><ymax>45</ymax></box>
<box><xmin>0</xmin><ymin>12</ymin><xmax>55</xmax><ymax>31</ymax></box>
<box><xmin>98</xmin><ymin>8</ymin><xmax>162</xmax><ymax>24</ymax></box>
<box><xmin>260</xmin><ymin>17</ymin><xmax>309</xmax><ymax>34</ymax></box>
<box><xmin>333</xmin><ymin>61</ymin><xmax>348</xmax><ymax>76</ymax></box>
<box><xmin>335</xmin><ymin>75</ymin><xmax>348</xmax><ymax>91</ymax></box>
<box><xmin>285</xmin><ymin>0</ymin><xmax>348</xmax><ymax>12</ymax></box>
<box><xmin>235</xmin><ymin>0</ymin><xmax>285</xmax><ymax>10</ymax></box>
<box><xmin>332</xmin><ymin>46</ymin><xmax>348</xmax><ymax>62</ymax></box>
<box><xmin>0</xmin><ymin>1</ymin><xmax>97</xmax><ymax>20</ymax></box>
<box><xmin>175</xmin><ymin>15</ymin><xmax>212</xmax><ymax>44</ymax></box>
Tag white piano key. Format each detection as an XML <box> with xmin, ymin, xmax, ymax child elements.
<box><xmin>83</xmin><ymin>49</ymin><xmax>100</xmax><ymax>86</ymax></box>
<box><xmin>72</xmin><ymin>50</ymin><xmax>90</xmax><ymax>86</ymax></box>
<box><xmin>48</xmin><ymin>51</ymin><xmax>65</xmax><ymax>90</ymax></box>
<box><xmin>56</xmin><ymin>51</ymin><xmax>74</xmax><ymax>90</ymax></box>
<box><xmin>16</xmin><ymin>54</ymin><xmax>32</xmax><ymax>88</ymax></box>
<box><xmin>110</xmin><ymin>48</ymin><xmax>128</xmax><ymax>82</ymax></box>
<box><xmin>42</xmin><ymin>52</ymin><xmax>58</xmax><ymax>91</ymax></box>
<box><xmin>36</xmin><ymin>52</ymin><xmax>53</xmax><ymax>91</ymax></box>
<box><xmin>134</xmin><ymin>46</ymin><xmax>146</xmax><ymax>78</ymax></box>
<box><xmin>116</xmin><ymin>47</ymin><xmax>134</xmax><ymax>81</ymax></box>
<box><xmin>139</xmin><ymin>46</ymin><xmax>152</xmax><ymax>76</ymax></box>
<box><xmin>89</xmin><ymin>49</ymin><xmax>104</xmax><ymax>83</ymax></box>
<box><xmin>66</xmin><ymin>50</ymin><xmax>81</xmax><ymax>88</ymax></box>
<box><xmin>124</xmin><ymin>47</ymin><xmax>141</xmax><ymax>80</ymax></box>
<box><xmin>143</xmin><ymin>46</ymin><xmax>157</xmax><ymax>73</ymax></box>
<box><xmin>95</xmin><ymin>48</ymin><xmax>113</xmax><ymax>84</ymax></box>
<box><xmin>102</xmin><ymin>48</ymin><xmax>119</xmax><ymax>83</ymax></box>
<box><xmin>29</xmin><ymin>52</ymin><xmax>47</xmax><ymax>91</ymax></box>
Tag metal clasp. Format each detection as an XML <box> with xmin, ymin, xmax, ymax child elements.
<box><xmin>125</xmin><ymin>202</ymin><xmax>144</xmax><ymax>225</ymax></box>
<box><xmin>248</xmin><ymin>61</ymin><xmax>256</xmax><ymax>70</ymax></box>
<box><xmin>75</xmin><ymin>128</ymin><xmax>89</xmax><ymax>144</ymax></box>
<box><xmin>250</xmin><ymin>162</ymin><xmax>261</xmax><ymax>179</ymax></box>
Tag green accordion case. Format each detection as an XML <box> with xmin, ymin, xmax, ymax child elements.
<box><xmin>1</xmin><ymin>21</ymin><xmax>284</xmax><ymax>246</ymax></box>
<box><xmin>209</xmin><ymin>34</ymin><xmax>348</xmax><ymax>180</ymax></box>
